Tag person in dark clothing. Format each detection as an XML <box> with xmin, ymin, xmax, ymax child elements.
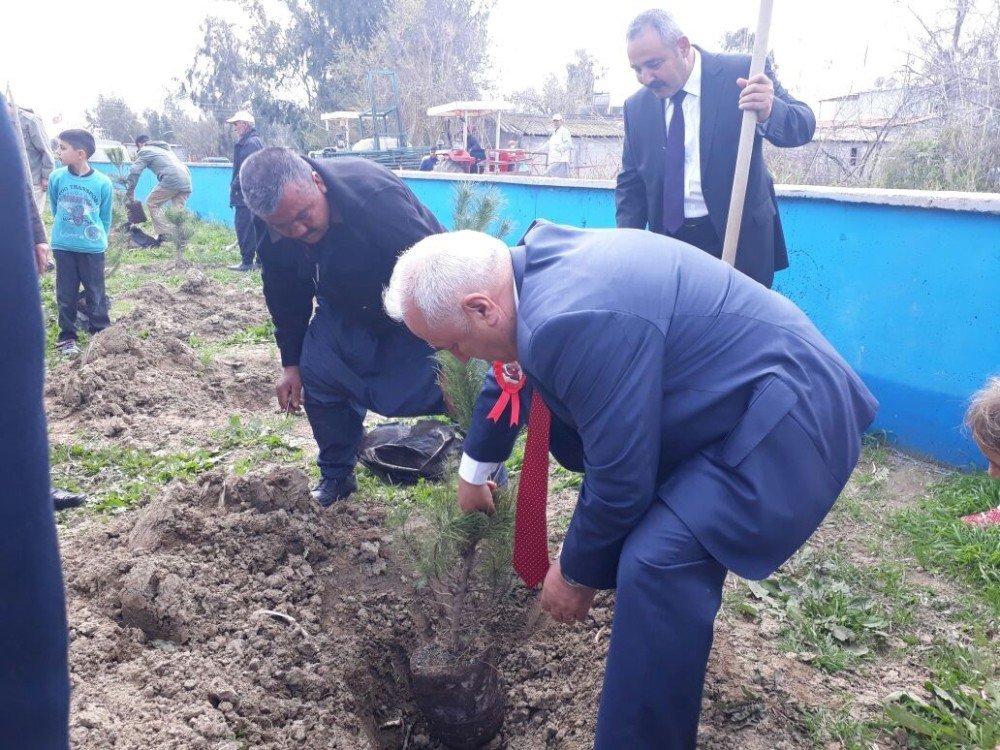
<box><xmin>25</xmin><ymin>180</ymin><xmax>50</xmax><ymax>274</ymax></box>
<box><xmin>419</xmin><ymin>147</ymin><xmax>438</xmax><ymax>172</ymax></box>
<box><xmin>226</xmin><ymin>110</ymin><xmax>265</xmax><ymax>271</ymax></box>
<box><xmin>466</xmin><ymin>130</ymin><xmax>486</xmax><ymax>173</ymax></box>
<box><xmin>23</xmin><ymin>186</ymin><xmax>90</xmax><ymax>512</ymax></box>
<box><xmin>0</xmin><ymin>92</ymin><xmax>71</xmax><ymax>750</ymax></box>
<box><xmin>239</xmin><ymin>147</ymin><xmax>518</xmax><ymax>506</ymax></box>
<box><xmin>617</xmin><ymin>9</ymin><xmax>815</xmax><ymax>288</ymax></box>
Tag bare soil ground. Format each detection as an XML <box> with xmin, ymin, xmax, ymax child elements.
<box><xmin>50</xmin><ymin>259</ymin><xmax>991</xmax><ymax>749</ymax></box>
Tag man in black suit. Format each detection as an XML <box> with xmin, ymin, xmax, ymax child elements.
<box><xmin>239</xmin><ymin>148</ymin><xmax>519</xmax><ymax>506</ymax></box>
<box><xmin>616</xmin><ymin>9</ymin><xmax>815</xmax><ymax>287</ymax></box>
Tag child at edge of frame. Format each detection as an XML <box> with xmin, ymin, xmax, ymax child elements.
<box><xmin>960</xmin><ymin>376</ymin><xmax>1000</xmax><ymax>527</ymax></box>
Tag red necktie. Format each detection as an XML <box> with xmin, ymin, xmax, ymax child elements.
<box><xmin>513</xmin><ymin>390</ymin><xmax>551</xmax><ymax>588</ymax></box>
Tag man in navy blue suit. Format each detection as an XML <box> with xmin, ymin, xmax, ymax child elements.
<box><xmin>617</xmin><ymin>9</ymin><xmax>815</xmax><ymax>287</ymax></box>
<box><xmin>0</xmin><ymin>94</ymin><xmax>71</xmax><ymax>749</ymax></box>
<box><xmin>385</xmin><ymin>222</ymin><xmax>877</xmax><ymax>749</ymax></box>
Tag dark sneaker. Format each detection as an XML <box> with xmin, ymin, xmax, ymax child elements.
<box><xmin>311</xmin><ymin>474</ymin><xmax>358</xmax><ymax>507</ymax></box>
<box><xmin>57</xmin><ymin>339</ymin><xmax>81</xmax><ymax>357</ymax></box>
<box><xmin>229</xmin><ymin>263</ymin><xmax>255</xmax><ymax>272</ymax></box>
<box><xmin>52</xmin><ymin>488</ymin><xmax>87</xmax><ymax>511</ymax></box>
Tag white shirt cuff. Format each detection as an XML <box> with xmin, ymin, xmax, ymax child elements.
<box><xmin>459</xmin><ymin>454</ymin><xmax>500</xmax><ymax>484</ymax></box>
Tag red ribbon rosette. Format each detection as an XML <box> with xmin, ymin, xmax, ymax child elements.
<box><xmin>487</xmin><ymin>360</ymin><xmax>526</xmax><ymax>427</ymax></box>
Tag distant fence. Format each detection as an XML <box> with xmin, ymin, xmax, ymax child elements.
<box><xmin>101</xmin><ymin>161</ymin><xmax>1000</xmax><ymax>469</ymax></box>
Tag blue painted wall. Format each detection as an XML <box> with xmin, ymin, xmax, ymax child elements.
<box><xmin>774</xmin><ymin>198</ymin><xmax>998</xmax><ymax>468</ymax></box>
<box><xmin>94</xmin><ymin>162</ymin><xmax>237</xmax><ymax>226</ymax></box>
<box><xmin>101</xmin><ymin>161</ymin><xmax>1000</xmax><ymax>467</ymax></box>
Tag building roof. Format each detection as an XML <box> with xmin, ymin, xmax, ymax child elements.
<box><xmin>501</xmin><ymin>114</ymin><xmax>624</xmax><ymax>138</ymax></box>
<box><xmin>814</xmin><ymin>114</ymin><xmax>941</xmax><ymax>143</ymax></box>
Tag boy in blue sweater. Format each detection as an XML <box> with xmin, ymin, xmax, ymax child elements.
<box><xmin>48</xmin><ymin>129</ymin><xmax>113</xmax><ymax>356</ymax></box>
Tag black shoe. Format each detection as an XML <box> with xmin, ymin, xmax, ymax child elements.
<box><xmin>52</xmin><ymin>488</ymin><xmax>87</xmax><ymax>511</ymax></box>
<box><xmin>229</xmin><ymin>262</ymin><xmax>254</xmax><ymax>272</ymax></box>
<box><xmin>311</xmin><ymin>474</ymin><xmax>358</xmax><ymax>507</ymax></box>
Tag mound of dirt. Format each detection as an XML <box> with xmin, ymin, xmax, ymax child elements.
<box><xmin>47</xmin><ymin>275</ymin><xmax>277</xmax><ymax>448</ymax></box>
<box><xmin>64</xmin><ymin>467</ymin><xmax>593</xmax><ymax>750</ymax></box>
<box><xmin>120</xmin><ymin>271</ymin><xmax>266</xmax><ymax>343</ymax></box>
<box><xmin>63</xmin><ymin>467</ymin><xmax>403</xmax><ymax>749</ymax></box>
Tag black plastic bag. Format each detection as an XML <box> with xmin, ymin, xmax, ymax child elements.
<box><xmin>358</xmin><ymin>420</ymin><xmax>462</xmax><ymax>484</ymax></box>
<box><xmin>129</xmin><ymin>226</ymin><xmax>159</xmax><ymax>248</ymax></box>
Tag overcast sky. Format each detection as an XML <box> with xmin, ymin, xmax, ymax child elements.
<box><xmin>3</xmin><ymin>0</ymin><xmax>950</xmax><ymax>130</ymax></box>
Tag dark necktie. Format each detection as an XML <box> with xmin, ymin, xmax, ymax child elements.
<box><xmin>513</xmin><ymin>389</ymin><xmax>551</xmax><ymax>588</ymax></box>
<box><xmin>661</xmin><ymin>90</ymin><xmax>687</xmax><ymax>235</ymax></box>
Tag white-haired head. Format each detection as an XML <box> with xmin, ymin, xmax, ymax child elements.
<box><xmin>384</xmin><ymin>230</ymin><xmax>509</xmax><ymax>330</ymax></box>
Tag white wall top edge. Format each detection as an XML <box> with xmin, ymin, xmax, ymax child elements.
<box><xmin>400</xmin><ymin>170</ymin><xmax>1000</xmax><ymax>214</ymax></box>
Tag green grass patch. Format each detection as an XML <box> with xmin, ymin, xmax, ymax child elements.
<box><xmin>51</xmin><ymin>415</ymin><xmax>304</xmax><ymax>511</ymax></box>
<box><xmin>794</xmin><ymin>700</ymin><xmax>881</xmax><ymax>749</ymax></box>
<box><xmin>892</xmin><ymin>472</ymin><xmax>1000</xmax><ymax>613</ymax></box>
<box><xmin>212</xmin><ymin>414</ymin><xmax>301</xmax><ymax>455</ymax></box>
<box><xmin>51</xmin><ymin>443</ymin><xmax>221</xmax><ymax>513</ymax></box>
<box><xmin>355</xmin><ymin>465</ymin><xmax>411</xmax><ymax>506</ymax></box>
<box><xmin>223</xmin><ymin>320</ymin><xmax>276</xmax><ymax>347</ymax></box>
<box><xmin>883</xmin><ymin>641</ymin><xmax>1000</xmax><ymax>749</ymax></box>
<box><xmin>551</xmin><ymin>463</ymin><xmax>582</xmax><ymax>493</ymax></box>
<box><xmin>734</xmin><ymin>545</ymin><xmax>914</xmax><ymax>673</ymax></box>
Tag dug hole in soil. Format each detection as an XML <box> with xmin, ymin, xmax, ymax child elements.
<box><xmin>55</xmin><ymin>268</ymin><xmax>923</xmax><ymax>749</ymax></box>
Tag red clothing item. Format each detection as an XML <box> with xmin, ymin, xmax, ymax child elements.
<box><xmin>961</xmin><ymin>506</ymin><xmax>1000</xmax><ymax>527</ymax></box>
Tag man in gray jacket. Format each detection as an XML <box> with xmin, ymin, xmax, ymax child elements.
<box><xmin>8</xmin><ymin>104</ymin><xmax>54</xmax><ymax>212</ymax></box>
<box><xmin>125</xmin><ymin>135</ymin><xmax>193</xmax><ymax>242</ymax></box>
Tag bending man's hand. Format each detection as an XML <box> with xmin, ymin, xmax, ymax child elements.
<box><xmin>275</xmin><ymin>365</ymin><xmax>303</xmax><ymax>413</ymax></box>
<box><xmin>737</xmin><ymin>72</ymin><xmax>774</xmax><ymax>123</ymax></box>
<box><xmin>457</xmin><ymin>477</ymin><xmax>496</xmax><ymax>516</ymax></box>
<box><xmin>540</xmin><ymin>558</ymin><xmax>596</xmax><ymax>624</ymax></box>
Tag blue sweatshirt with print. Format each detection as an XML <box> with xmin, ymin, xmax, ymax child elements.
<box><xmin>48</xmin><ymin>166</ymin><xmax>113</xmax><ymax>253</ymax></box>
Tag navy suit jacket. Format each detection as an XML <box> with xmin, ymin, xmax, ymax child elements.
<box><xmin>0</xmin><ymin>96</ymin><xmax>70</xmax><ymax>748</ymax></box>
<box><xmin>616</xmin><ymin>49</ymin><xmax>815</xmax><ymax>287</ymax></box>
<box><xmin>467</xmin><ymin>222</ymin><xmax>876</xmax><ymax>590</ymax></box>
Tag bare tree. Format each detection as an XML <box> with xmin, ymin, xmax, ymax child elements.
<box><xmin>874</xmin><ymin>0</ymin><xmax>999</xmax><ymax>190</ymax></box>
<box><xmin>328</xmin><ymin>0</ymin><xmax>496</xmax><ymax>147</ymax></box>
<box><xmin>510</xmin><ymin>49</ymin><xmax>607</xmax><ymax>116</ymax></box>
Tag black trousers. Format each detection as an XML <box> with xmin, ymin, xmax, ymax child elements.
<box><xmin>234</xmin><ymin>205</ymin><xmax>258</xmax><ymax>265</ymax></box>
<box><xmin>663</xmin><ymin>216</ymin><xmax>774</xmax><ymax>289</ymax></box>
<box><xmin>669</xmin><ymin>215</ymin><xmax>722</xmax><ymax>259</ymax></box>
<box><xmin>299</xmin><ymin>305</ymin><xmax>447</xmax><ymax>482</ymax></box>
<box><xmin>53</xmin><ymin>249</ymin><xmax>110</xmax><ymax>342</ymax></box>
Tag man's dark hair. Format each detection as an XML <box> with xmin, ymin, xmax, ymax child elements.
<box><xmin>58</xmin><ymin>129</ymin><xmax>96</xmax><ymax>158</ymax></box>
<box><xmin>240</xmin><ymin>147</ymin><xmax>315</xmax><ymax>217</ymax></box>
<box><xmin>135</xmin><ymin>134</ymin><xmax>150</xmax><ymax>147</ymax></box>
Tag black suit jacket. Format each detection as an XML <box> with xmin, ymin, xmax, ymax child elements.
<box><xmin>255</xmin><ymin>156</ymin><xmax>446</xmax><ymax>367</ymax></box>
<box><xmin>616</xmin><ymin>48</ymin><xmax>815</xmax><ymax>287</ymax></box>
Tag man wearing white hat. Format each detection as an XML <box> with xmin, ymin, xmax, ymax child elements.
<box><xmin>226</xmin><ymin>110</ymin><xmax>265</xmax><ymax>271</ymax></box>
<box><xmin>544</xmin><ymin>113</ymin><xmax>573</xmax><ymax>177</ymax></box>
